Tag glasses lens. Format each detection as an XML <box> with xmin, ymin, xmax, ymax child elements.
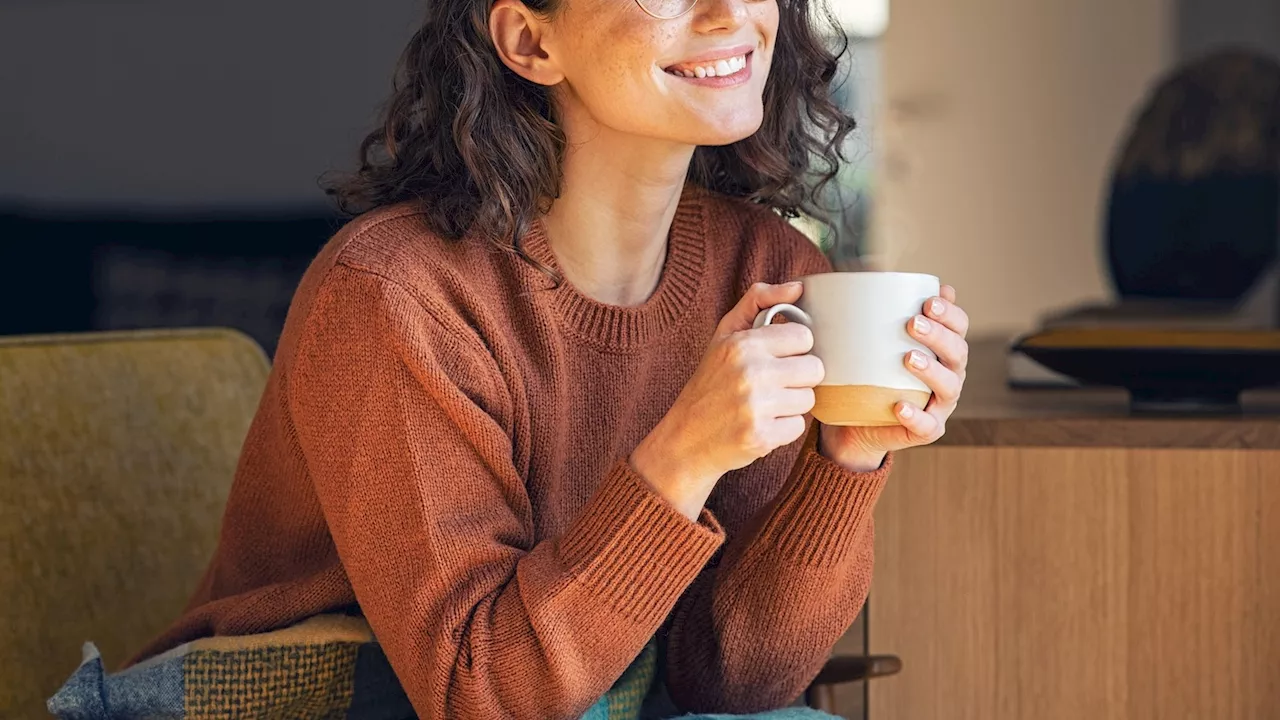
<box><xmin>635</xmin><ymin>0</ymin><xmax>696</xmax><ymax>18</ymax></box>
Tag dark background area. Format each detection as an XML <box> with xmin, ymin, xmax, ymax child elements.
<box><xmin>0</xmin><ymin>0</ymin><xmax>424</xmax><ymax>355</ymax></box>
<box><xmin>1</xmin><ymin>0</ymin><xmax>1276</xmax><ymax>358</ymax></box>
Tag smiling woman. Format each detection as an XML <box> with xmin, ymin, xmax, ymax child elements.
<box><xmin>97</xmin><ymin>0</ymin><xmax>972</xmax><ymax>717</ymax></box>
<box><xmin>325</xmin><ymin>0</ymin><xmax>855</xmax><ymax>250</ymax></box>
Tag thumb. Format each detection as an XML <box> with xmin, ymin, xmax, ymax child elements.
<box><xmin>717</xmin><ymin>281</ymin><xmax>804</xmax><ymax>336</ymax></box>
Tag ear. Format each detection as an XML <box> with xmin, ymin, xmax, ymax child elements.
<box><xmin>489</xmin><ymin>0</ymin><xmax>564</xmax><ymax>86</ymax></box>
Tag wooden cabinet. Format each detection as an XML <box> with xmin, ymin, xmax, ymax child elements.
<box><xmin>866</xmin><ymin>339</ymin><xmax>1280</xmax><ymax>720</ymax></box>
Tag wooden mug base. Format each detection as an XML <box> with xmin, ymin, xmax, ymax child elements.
<box><xmin>813</xmin><ymin>385</ymin><xmax>933</xmax><ymax>427</ymax></box>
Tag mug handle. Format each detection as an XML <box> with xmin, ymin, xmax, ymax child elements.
<box><xmin>752</xmin><ymin>303</ymin><xmax>814</xmax><ymax>329</ymax></box>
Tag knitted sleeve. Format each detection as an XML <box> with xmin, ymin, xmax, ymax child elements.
<box><xmin>660</xmin><ymin>218</ymin><xmax>893</xmax><ymax>713</ymax></box>
<box><xmin>661</xmin><ymin>429</ymin><xmax>890</xmax><ymax>713</ymax></box>
<box><xmin>287</xmin><ymin>263</ymin><xmax>724</xmax><ymax>719</ymax></box>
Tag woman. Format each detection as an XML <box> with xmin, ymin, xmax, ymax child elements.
<box><xmin>137</xmin><ymin>0</ymin><xmax>970</xmax><ymax>715</ymax></box>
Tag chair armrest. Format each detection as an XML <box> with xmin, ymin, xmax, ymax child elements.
<box><xmin>810</xmin><ymin>654</ymin><xmax>903</xmax><ymax>687</ymax></box>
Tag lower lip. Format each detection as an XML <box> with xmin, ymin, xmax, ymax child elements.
<box><xmin>665</xmin><ymin>51</ymin><xmax>753</xmax><ymax>88</ymax></box>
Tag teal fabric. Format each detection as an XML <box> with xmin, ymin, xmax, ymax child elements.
<box><xmin>670</xmin><ymin>707</ymin><xmax>839</xmax><ymax>712</ymax></box>
<box><xmin>581</xmin><ymin>641</ymin><xmax>659</xmax><ymax>719</ymax></box>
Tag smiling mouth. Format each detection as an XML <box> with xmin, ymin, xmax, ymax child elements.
<box><xmin>664</xmin><ymin>51</ymin><xmax>751</xmax><ymax>79</ymax></box>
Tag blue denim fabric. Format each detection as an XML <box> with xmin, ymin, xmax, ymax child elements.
<box><xmin>47</xmin><ymin>642</ymin><xmax>184</xmax><ymax>719</ymax></box>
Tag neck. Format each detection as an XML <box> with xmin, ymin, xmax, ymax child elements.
<box><xmin>541</xmin><ymin>114</ymin><xmax>695</xmax><ymax>307</ymax></box>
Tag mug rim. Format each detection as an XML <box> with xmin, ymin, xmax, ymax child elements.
<box><xmin>798</xmin><ymin>270</ymin><xmax>939</xmax><ymax>282</ymax></box>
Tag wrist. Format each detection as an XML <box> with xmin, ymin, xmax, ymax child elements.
<box><xmin>632</xmin><ymin>428</ymin><xmax>718</xmax><ymax>521</ymax></box>
<box><xmin>818</xmin><ymin>425</ymin><xmax>888</xmax><ymax>473</ymax></box>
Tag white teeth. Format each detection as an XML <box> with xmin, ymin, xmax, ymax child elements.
<box><xmin>667</xmin><ymin>53</ymin><xmax>748</xmax><ymax>79</ymax></box>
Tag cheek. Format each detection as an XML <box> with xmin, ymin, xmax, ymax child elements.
<box><xmin>555</xmin><ymin>6</ymin><xmax>775</xmax><ymax>144</ymax></box>
<box><xmin>566</xmin><ymin>29</ymin><xmax>674</xmax><ymax>115</ymax></box>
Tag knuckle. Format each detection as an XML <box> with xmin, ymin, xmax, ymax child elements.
<box><xmin>723</xmin><ymin>333</ymin><xmax>751</xmax><ymax>366</ymax></box>
<box><xmin>738</xmin><ymin>362</ymin><xmax>769</xmax><ymax>394</ymax></box>
<box><xmin>737</xmin><ymin>353</ymin><xmax>762</xmax><ymax>386</ymax></box>
<box><xmin>791</xmin><ymin>323</ymin><xmax>814</xmax><ymax>348</ymax></box>
<box><xmin>800</xmin><ymin>331</ymin><xmax>816</xmax><ymax>355</ymax></box>
<box><xmin>740</xmin><ymin>416</ymin><xmax>773</xmax><ymax>456</ymax></box>
<box><xmin>799</xmin><ymin>388</ymin><xmax>816</xmax><ymax>413</ymax></box>
<box><xmin>807</xmin><ymin>356</ymin><xmax>827</xmax><ymax>384</ymax></box>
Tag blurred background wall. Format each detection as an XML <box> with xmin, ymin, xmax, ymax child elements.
<box><xmin>2</xmin><ymin>0</ymin><xmax>1277</xmax><ymax>343</ymax></box>
<box><xmin>870</xmin><ymin>0</ymin><xmax>1280</xmax><ymax>336</ymax></box>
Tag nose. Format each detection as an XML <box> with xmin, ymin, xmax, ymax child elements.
<box><xmin>689</xmin><ymin>0</ymin><xmax>751</xmax><ymax>32</ymax></box>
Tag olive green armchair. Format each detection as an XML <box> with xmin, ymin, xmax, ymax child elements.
<box><xmin>0</xmin><ymin>328</ymin><xmax>270</xmax><ymax>717</ymax></box>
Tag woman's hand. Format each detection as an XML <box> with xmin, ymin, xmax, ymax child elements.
<box><xmin>632</xmin><ymin>282</ymin><xmax>823</xmax><ymax>519</ymax></box>
<box><xmin>819</xmin><ymin>285</ymin><xmax>970</xmax><ymax>472</ymax></box>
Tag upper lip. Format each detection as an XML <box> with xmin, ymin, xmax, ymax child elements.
<box><xmin>663</xmin><ymin>43</ymin><xmax>755</xmax><ymax>70</ymax></box>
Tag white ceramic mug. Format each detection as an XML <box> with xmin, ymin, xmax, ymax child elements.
<box><xmin>753</xmin><ymin>271</ymin><xmax>941</xmax><ymax>426</ymax></box>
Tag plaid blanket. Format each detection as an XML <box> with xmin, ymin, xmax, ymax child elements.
<box><xmin>47</xmin><ymin>614</ymin><xmax>837</xmax><ymax>720</ymax></box>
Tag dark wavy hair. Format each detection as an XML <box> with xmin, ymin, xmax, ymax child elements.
<box><xmin>325</xmin><ymin>0</ymin><xmax>856</xmax><ymax>248</ymax></box>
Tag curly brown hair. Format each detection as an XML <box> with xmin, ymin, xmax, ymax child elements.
<box><xmin>325</xmin><ymin>0</ymin><xmax>856</xmax><ymax>248</ymax></box>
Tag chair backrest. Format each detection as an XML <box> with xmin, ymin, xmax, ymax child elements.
<box><xmin>0</xmin><ymin>328</ymin><xmax>270</xmax><ymax>717</ymax></box>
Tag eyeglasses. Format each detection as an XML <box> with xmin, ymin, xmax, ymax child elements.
<box><xmin>634</xmin><ymin>0</ymin><xmax>698</xmax><ymax>20</ymax></box>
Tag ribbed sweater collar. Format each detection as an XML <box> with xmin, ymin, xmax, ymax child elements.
<box><xmin>520</xmin><ymin>185</ymin><xmax>708</xmax><ymax>351</ymax></box>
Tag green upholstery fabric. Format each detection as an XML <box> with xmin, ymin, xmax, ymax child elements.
<box><xmin>0</xmin><ymin>328</ymin><xmax>270</xmax><ymax>717</ymax></box>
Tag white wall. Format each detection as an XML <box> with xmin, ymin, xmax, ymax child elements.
<box><xmin>0</xmin><ymin>1</ymin><xmax>422</xmax><ymax>212</ymax></box>
<box><xmin>870</xmin><ymin>0</ymin><xmax>1176</xmax><ymax>335</ymax></box>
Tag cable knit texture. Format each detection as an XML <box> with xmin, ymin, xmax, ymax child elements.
<box><xmin>133</xmin><ymin>185</ymin><xmax>892</xmax><ymax>719</ymax></box>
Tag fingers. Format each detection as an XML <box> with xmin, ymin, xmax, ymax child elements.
<box><xmin>737</xmin><ymin>321</ymin><xmax>815</xmax><ymax>359</ymax></box>
<box><xmin>895</xmin><ymin>401</ymin><xmax>945</xmax><ymax>442</ymax></box>
<box><xmin>772</xmin><ymin>414</ymin><xmax>809</xmax><ymax>447</ymax></box>
<box><xmin>907</xmin><ymin>314</ymin><xmax>969</xmax><ymax>374</ymax></box>
<box><xmin>719</xmin><ymin>281</ymin><xmax>804</xmax><ymax>335</ymax></box>
<box><xmin>773</xmin><ymin>354</ymin><xmax>825</xmax><ymax>388</ymax></box>
<box><xmin>923</xmin><ymin>293</ymin><xmax>969</xmax><ymax>339</ymax></box>
<box><xmin>771</xmin><ymin>387</ymin><xmax>817</xmax><ymax>418</ymax></box>
<box><xmin>904</xmin><ymin>348</ymin><xmax>963</xmax><ymax>406</ymax></box>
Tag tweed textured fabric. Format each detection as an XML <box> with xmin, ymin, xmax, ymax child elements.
<box><xmin>183</xmin><ymin>645</ymin><xmax>358</xmax><ymax>718</ymax></box>
<box><xmin>50</xmin><ymin>615</ymin><xmax>659</xmax><ymax>719</ymax></box>
<box><xmin>133</xmin><ymin>185</ymin><xmax>892</xmax><ymax>717</ymax></box>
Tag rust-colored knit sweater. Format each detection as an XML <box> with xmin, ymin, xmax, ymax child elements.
<box><xmin>137</xmin><ymin>186</ymin><xmax>891</xmax><ymax>718</ymax></box>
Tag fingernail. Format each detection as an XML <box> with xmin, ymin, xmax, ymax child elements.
<box><xmin>787</xmin><ymin>281</ymin><xmax>803</xmax><ymax>288</ymax></box>
<box><xmin>899</xmin><ymin>403</ymin><xmax>915</xmax><ymax>418</ymax></box>
<box><xmin>909</xmin><ymin>350</ymin><xmax>929</xmax><ymax>369</ymax></box>
<box><xmin>930</xmin><ymin>298</ymin><xmax>946</xmax><ymax>317</ymax></box>
<box><xmin>912</xmin><ymin>315</ymin><xmax>931</xmax><ymax>334</ymax></box>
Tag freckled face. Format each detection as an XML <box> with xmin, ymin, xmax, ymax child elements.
<box><xmin>540</xmin><ymin>0</ymin><xmax>779</xmax><ymax>147</ymax></box>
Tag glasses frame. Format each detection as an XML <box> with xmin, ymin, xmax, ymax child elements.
<box><xmin>633</xmin><ymin>0</ymin><xmax>698</xmax><ymax>20</ymax></box>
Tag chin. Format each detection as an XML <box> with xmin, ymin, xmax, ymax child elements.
<box><xmin>680</xmin><ymin>111</ymin><xmax>765</xmax><ymax>147</ymax></box>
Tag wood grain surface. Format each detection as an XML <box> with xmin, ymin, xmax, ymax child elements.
<box><xmin>868</xmin><ymin>446</ymin><xmax>1280</xmax><ymax>720</ymax></box>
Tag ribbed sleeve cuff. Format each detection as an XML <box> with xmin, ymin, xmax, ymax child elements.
<box><xmin>559</xmin><ymin>460</ymin><xmax>725</xmax><ymax>624</ymax></box>
<box><xmin>753</xmin><ymin>447</ymin><xmax>893</xmax><ymax>567</ymax></box>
